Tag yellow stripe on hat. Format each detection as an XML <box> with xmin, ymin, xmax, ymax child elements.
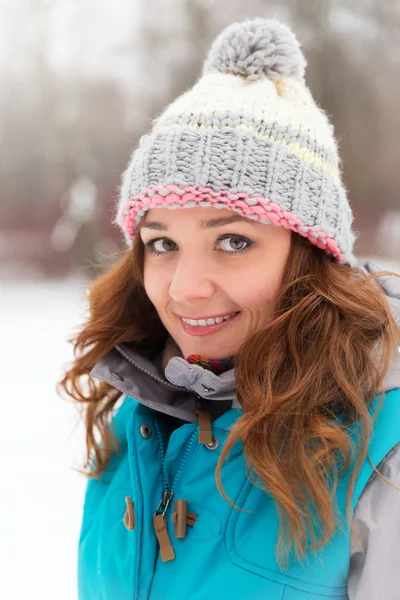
<box><xmin>157</xmin><ymin>122</ymin><xmax>341</xmax><ymax>185</ymax></box>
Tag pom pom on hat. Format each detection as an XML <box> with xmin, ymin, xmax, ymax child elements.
<box><xmin>203</xmin><ymin>18</ymin><xmax>307</xmax><ymax>82</ymax></box>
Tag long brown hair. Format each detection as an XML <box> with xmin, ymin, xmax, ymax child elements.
<box><xmin>57</xmin><ymin>231</ymin><xmax>400</xmax><ymax>568</ymax></box>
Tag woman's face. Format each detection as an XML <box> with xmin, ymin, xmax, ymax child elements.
<box><xmin>139</xmin><ymin>207</ymin><xmax>291</xmax><ymax>359</ymax></box>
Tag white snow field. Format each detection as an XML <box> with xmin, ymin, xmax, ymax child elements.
<box><xmin>0</xmin><ymin>279</ymin><xmax>89</xmax><ymax>600</ymax></box>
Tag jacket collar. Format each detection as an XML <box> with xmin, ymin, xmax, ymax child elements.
<box><xmin>89</xmin><ymin>335</ymin><xmax>238</xmax><ymax>423</ymax></box>
<box><xmin>89</xmin><ymin>258</ymin><xmax>400</xmax><ymax>423</ymax></box>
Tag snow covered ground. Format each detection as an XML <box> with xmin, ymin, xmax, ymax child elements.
<box><xmin>0</xmin><ymin>279</ymin><xmax>89</xmax><ymax>600</ymax></box>
<box><xmin>1</xmin><ymin>258</ymin><xmax>398</xmax><ymax>599</ymax></box>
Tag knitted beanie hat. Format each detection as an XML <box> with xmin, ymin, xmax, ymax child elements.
<box><xmin>115</xmin><ymin>18</ymin><xmax>357</xmax><ymax>263</ymax></box>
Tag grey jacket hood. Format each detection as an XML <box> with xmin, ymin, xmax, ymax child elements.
<box><xmin>90</xmin><ymin>259</ymin><xmax>400</xmax><ymax>423</ymax></box>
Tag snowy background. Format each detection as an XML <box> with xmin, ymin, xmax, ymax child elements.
<box><xmin>1</xmin><ymin>0</ymin><xmax>400</xmax><ymax>598</ymax></box>
<box><xmin>0</xmin><ymin>280</ymin><xmax>88</xmax><ymax>600</ymax></box>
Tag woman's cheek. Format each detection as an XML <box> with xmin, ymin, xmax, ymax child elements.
<box><xmin>143</xmin><ymin>268</ymin><xmax>163</xmax><ymax>303</ymax></box>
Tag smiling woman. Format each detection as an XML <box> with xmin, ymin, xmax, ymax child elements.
<box><xmin>139</xmin><ymin>206</ymin><xmax>291</xmax><ymax>359</ymax></box>
<box><xmin>57</xmin><ymin>18</ymin><xmax>400</xmax><ymax>600</ymax></box>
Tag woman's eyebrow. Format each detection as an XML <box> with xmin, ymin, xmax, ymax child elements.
<box><xmin>140</xmin><ymin>215</ymin><xmax>260</xmax><ymax>231</ymax></box>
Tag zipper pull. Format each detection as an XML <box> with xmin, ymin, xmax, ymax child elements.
<box><xmin>153</xmin><ymin>491</ymin><xmax>175</xmax><ymax>562</ymax></box>
<box><xmin>154</xmin><ymin>490</ymin><xmax>174</xmax><ymax>517</ymax></box>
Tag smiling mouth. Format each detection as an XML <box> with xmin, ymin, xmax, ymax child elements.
<box><xmin>179</xmin><ymin>311</ymin><xmax>241</xmax><ymax>336</ymax></box>
<box><xmin>179</xmin><ymin>311</ymin><xmax>239</xmax><ymax>326</ymax></box>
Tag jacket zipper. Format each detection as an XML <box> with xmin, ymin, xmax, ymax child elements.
<box><xmin>152</xmin><ymin>421</ymin><xmax>198</xmax><ymax>562</ymax></box>
<box><xmin>115</xmin><ymin>344</ymin><xmax>186</xmax><ymax>391</ymax></box>
<box><xmin>113</xmin><ymin>346</ymin><xmax>219</xmax><ymax>563</ymax></box>
<box><xmin>154</xmin><ymin>421</ymin><xmax>198</xmax><ymax>513</ymax></box>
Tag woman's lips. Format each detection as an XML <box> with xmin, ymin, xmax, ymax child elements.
<box><xmin>179</xmin><ymin>312</ymin><xmax>241</xmax><ymax>336</ymax></box>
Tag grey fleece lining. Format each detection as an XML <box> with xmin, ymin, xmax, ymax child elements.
<box><xmin>89</xmin><ymin>341</ymin><xmax>238</xmax><ymax>423</ymax></box>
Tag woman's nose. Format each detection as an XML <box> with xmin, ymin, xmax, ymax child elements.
<box><xmin>168</xmin><ymin>256</ymin><xmax>216</xmax><ymax>302</ymax></box>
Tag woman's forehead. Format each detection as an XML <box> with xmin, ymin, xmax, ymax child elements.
<box><xmin>140</xmin><ymin>206</ymin><xmax>249</xmax><ymax>232</ymax></box>
<box><xmin>143</xmin><ymin>206</ymin><xmax>234</xmax><ymax>222</ymax></box>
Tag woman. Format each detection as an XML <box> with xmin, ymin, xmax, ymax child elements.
<box><xmin>58</xmin><ymin>19</ymin><xmax>400</xmax><ymax>600</ymax></box>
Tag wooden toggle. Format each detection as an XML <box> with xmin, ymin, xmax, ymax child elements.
<box><xmin>171</xmin><ymin>500</ymin><xmax>199</xmax><ymax>539</ymax></box>
<box><xmin>123</xmin><ymin>496</ymin><xmax>135</xmax><ymax>531</ymax></box>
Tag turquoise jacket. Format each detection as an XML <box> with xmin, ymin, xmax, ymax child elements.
<box><xmin>78</xmin><ymin>387</ymin><xmax>400</xmax><ymax>600</ymax></box>
<box><xmin>78</xmin><ymin>262</ymin><xmax>400</xmax><ymax>599</ymax></box>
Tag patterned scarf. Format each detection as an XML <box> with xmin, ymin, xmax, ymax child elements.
<box><xmin>160</xmin><ymin>336</ymin><xmax>235</xmax><ymax>375</ymax></box>
<box><xmin>185</xmin><ymin>354</ymin><xmax>235</xmax><ymax>375</ymax></box>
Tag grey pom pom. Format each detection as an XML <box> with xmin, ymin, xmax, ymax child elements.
<box><xmin>203</xmin><ymin>18</ymin><xmax>307</xmax><ymax>82</ymax></box>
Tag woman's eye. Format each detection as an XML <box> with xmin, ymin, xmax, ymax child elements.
<box><xmin>146</xmin><ymin>238</ymin><xmax>176</xmax><ymax>255</ymax></box>
<box><xmin>144</xmin><ymin>234</ymin><xmax>254</xmax><ymax>256</ymax></box>
<box><xmin>218</xmin><ymin>235</ymin><xmax>253</xmax><ymax>254</ymax></box>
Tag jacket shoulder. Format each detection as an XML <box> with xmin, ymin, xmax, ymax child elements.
<box><xmin>352</xmin><ymin>388</ymin><xmax>400</xmax><ymax>508</ymax></box>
